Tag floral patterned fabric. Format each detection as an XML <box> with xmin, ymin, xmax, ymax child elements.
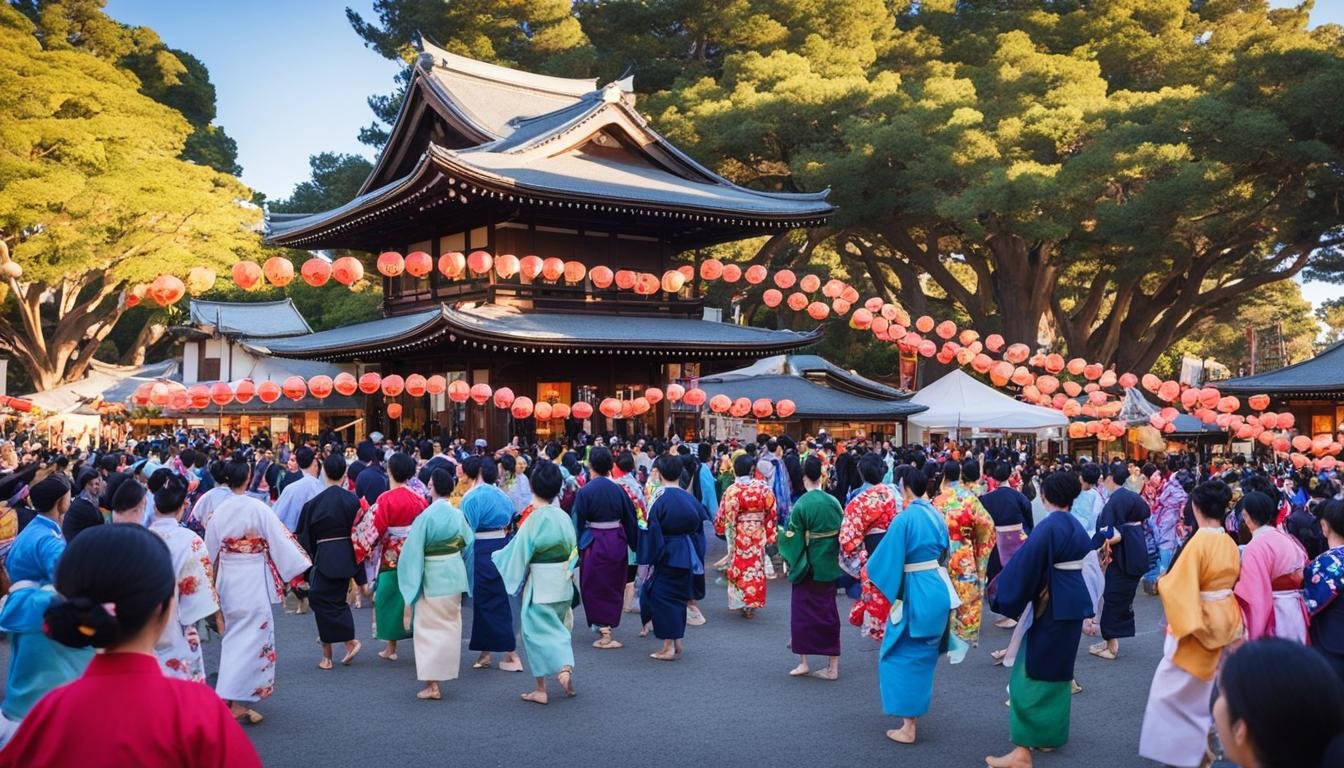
<box><xmin>934</xmin><ymin>483</ymin><xmax>996</xmax><ymax>655</ymax></box>
<box><xmin>150</xmin><ymin>518</ymin><xmax>218</xmax><ymax>683</ymax></box>
<box><xmin>840</xmin><ymin>484</ymin><xmax>899</xmax><ymax>641</ymax></box>
<box><xmin>714</xmin><ymin>478</ymin><xmax>777</xmax><ymax>610</ymax></box>
<box><xmin>1305</xmin><ymin>545</ymin><xmax>1344</xmax><ymax>619</ymax></box>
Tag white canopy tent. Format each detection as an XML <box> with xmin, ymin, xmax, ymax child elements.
<box><xmin>908</xmin><ymin>369</ymin><xmax>1068</xmax><ymax>436</ymax></box>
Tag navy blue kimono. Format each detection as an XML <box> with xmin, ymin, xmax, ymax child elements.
<box><xmin>638</xmin><ymin>486</ymin><xmax>706</xmax><ymax>640</ymax></box>
<box><xmin>981</xmin><ymin>486</ymin><xmax>1034</xmax><ymax>583</ymax></box>
<box><xmin>1092</xmin><ymin>487</ymin><xmax>1151</xmax><ymax>639</ymax></box>
<box><xmin>990</xmin><ymin>510</ymin><xmax>1094</xmax><ymax>682</ymax></box>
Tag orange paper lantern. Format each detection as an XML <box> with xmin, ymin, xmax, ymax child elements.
<box><xmin>752</xmin><ymin>398</ymin><xmax>773</xmax><ymax>418</ymax></box>
<box><xmin>799</xmin><ymin>274</ymin><xmax>821</xmax><ymax>294</ymax></box>
<box><xmin>615</xmin><ymin>269</ymin><xmax>637</xmax><ymax>290</ymax></box>
<box><xmin>534</xmin><ymin>401</ymin><xmax>553</xmax><ymax>421</ymax></box>
<box><xmin>776</xmin><ymin>399</ymin><xmax>796</xmax><ymax>418</ymax></box>
<box><xmin>935</xmin><ymin>320</ymin><xmax>956</xmax><ymax>340</ymax></box>
<box><xmin>333</xmin><ymin>372</ymin><xmax>357</xmax><ymax>396</ymax></box>
<box><xmin>590</xmin><ymin>266</ymin><xmax>614</xmax><ymax>289</ymax></box>
<box><xmin>493</xmin><ymin>387</ymin><xmax>515</xmax><ymax>409</ymax></box>
<box><xmin>599</xmin><ymin>398</ymin><xmax>622</xmax><ymax>418</ymax></box>
<box><xmin>301</xmin><ymin>258</ymin><xmax>331</xmax><ymax>287</ymax></box>
<box><xmin>358</xmin><ymin>372</ymin><xmax>382</xmax><ymax>395</ymax></box>
<box><xmin>1118</xmin><ymin>372</ymin><xmax>1138</xmax><ymax>389</ymax></box>
<box><xmin>263</xmin><ymin>256</ymin><xmax>297</xmax><ymax>287</ymax></box>
<box><xmin>774</xmin><ymin>270</ymin><xmax>797</xmax><ymax>290</ymax></box>
<box><xmin>645</xmin><ymin>387</ymin><xmax>664</xmax><ymax>405</ymax></box>
<box><xmin>665</xmin><ymin>384</ymin><xmax>685</xmax><ymax>402</ymax></box>
<box><xmin>542</xmin><ymin>258</ymin><xmax>565</xmax><ymax>282</ymax></box>
<box><xmin>148</xmin><ymin>275</ymin><xmax>187</xmax><ymax>307</ymax></box>
<box><xmin>511</xmin><ymin>397</ymin><xmax>534</xmax><ymax>420</ymax></box>
<box><xmin>234</xmin><ymin>379</ymin><xmax>255</xmax><ymax>404</ymax></box>
<box><xmin>699</xmin><ymin>259</ymin><xmax>724</xmax><ymax>281</ymax></box>
<box><xmin>308</xmin><ymin>375</ymin><xmax>333</xmax><ymax>399</ymax></box>
<box><xmin>683</xmin><ymin>388</ymin><xmax>706</xmax><ymax>407</ymax></box>
<box><xmin>232</xmin><ymin>261</ymin><xmax>262</xmax><ymax>290</ymax></box>
<box><xmin>209</xmin><ymin>382</ymin><xmax>233</xmax><ymax>407</ymax></box>
<box><xmin>1248</xmin><ymin>394</ymin><xmax>1270</xmax><ymax>411</ymax></box>
<box><xmin>850</xmin><ymin>308</ymin><xmax>873</xmax><ymax>330</ymax></box>
<box><xmin>257</xmin><ymin>380</ymin><xmax>281</xmax><ymax>404</ymax></box>
<box><xmin>718</xmin><ymin>264</ymin><xmax>741</xmax><ymax>283</ymax></box>
<box><xmin>470</xmin><ymin>383</ymin><xmax>492</xmax><ymax>405</ymax></box>
<box><xmin>439</xmin><ymin>251</ymin><xmax>466</xmax><ymax>279</ymax></box>
<box><xmin>405</xmin><ymin>250</ymin><xmax>432</xmax><ymax>278</ymax></box>
<box><xmin>332</xmin><ymin>256</ymin><xmax>364</xmax><ymax>286</ymax></box>
<box><xmin>187</xmin><ymin>384</ymin><xmax>210</xmax><ymax>409</ymax></box>
<box><xmin>387</xmin><ymin>402</ymin><xmax>402</xmax><ymax>420</ymax></box>
<box><xmin>744</xmin><ymin>265</ymin><xmax>768</xmax><ymax>285</ymax></box>
<box><xmin>634</xmin><ymin>273</ymin><xmax>660</xmax><ymax>295</ymax></box>
<box><xmin>494</xmin><ymin>253</ymin><xmax>520</xmax><ymax>279</ymax></box>
<box><xmin>380</xmin><ymin>374</ymin><xmax>405</xmax><ymax>397</ymax></box>
<box><xmin>405</xmin><ymin>374</ymin><xmax>427</xmax><ymax>397</ymax></box>
<box><xmin>807</xmin><ymin>301</ymin><xmax>830</xmax><ymax>321</ymax></box>
<box><xmin>551</xmin><ymin>402</ymin><xmax>570</xmax><ymax>420</ymax></box>
<box><xmin>571</xmin><ymin>401</ymin><xmax>594</xmax><ymax>419</ymax></box>
<box><xmin>281</xmin><ymin>375</ymin><xmax>307</xmax><ymax>401</ymax></box>
<box><xmin>466</xmin><ymin>250</ymin><xmax>492</xmax><ymax>275</ymax></box>
<box><xmin>708</xmin><ymin>394</ymin><xmax>731</xmax><ymax>413</ymax></box>
<box><xmin>563</xmin><ymin>261</ymin><xmax>586</xmax><ymax>283</ymax></box>
<box><xmin>376</xmin><ymin>251</ymin><xmax>404</xmax><ymax>278</ymax></box>
<box><xmin>448</xmin><ymin>379</ymin><xmax>471</xmax><ymax>403</ymax></box>
<box><xmin>426</xmin><ymin>375</ymin><xmax>446</xmax><ymax>396</ymax></box>
<box><xmin>762</xmin><ymin>288</ymin><xmax>783</xmax><ymax>308</ymax></box>
<box><xmin>662</xmin><ymin>270</ymin><xmax>687</xmax><ymax>294</ymax></box>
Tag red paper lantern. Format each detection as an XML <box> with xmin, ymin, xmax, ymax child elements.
<box><xmin>677</xmin><ymin>264</ymin><xmax>694</xmax><ymax>281</ymax></box>
<box><xmin>918</xmin><ymin>339</ymin><xmax>938</xmax><ymax>358</ymax></box>
<box><xmin>126</xmin><ymin>284</ymin><xmax>145</xmax><ymax>308</ymax></box>
<box><xmin>234</xmin><ymin>379</ymin><xmax>255</xmax><ymax>404</ymax></box>
<box><xmin>806</xmin><ymin>301</ymin><xmax>830</xmax><ymax>321</ymax></box>
<box><xmin>1066</xmin><ymin>358</ymin><xmax>1087</xmax><ymax>376</ymax></box>
<box><xmin>699</xmin><ymin>259</ymin><xmax>724</xmax><ymax>281</ymax></box>
<box><xmin>469</xmin><ymin>383</ymin><xmax>492</xmax><ymax>405</ymax></box>
<box><xmin>563</xmin><ymin>261</ymin><xmax>586</xmax><ymax>283</ymax></box>
<box><xmin>331</xmin><ymin>256</ymin><xmax>364</xmax><ymax>286</ymax></box>
<box><xmin>666</xmin><ymin>383</ymin><xmax>685</xmax><ymax>402</ymax></box>
<box><xmin>511</xmin><ymin>396</ymin><xmax>534</xmax><ymax>419</ymax></box>
<box><xmin>377</xmin><ymin>251</ymin><xmax>405</xmax><ymax>278</ymax></box>
<box><xmin>762</xmin><ymin>289</ymin><xmax>783</xmax><ymax>308</ymax></box>
<box><xmin>1083</xmin><ymin>363</ymin><xmax>1104</xmax><ymax>382</ymax></box>
<box><xmin>387</xmin><ymin>402</ymin><xmax>403</xmax><ymax>420</ymax></box>
<box><xmin>519</xmin><ymin>255</ymin><xmax>543</xmax><ymax>280</ymax></box>
<box><xmin>831</xmin><ymin>298</ymin><xmax>851</xmax><ymax>316</ymax></box>
<box><xmin>709</xmin><ymin>394</ymin><xmax>731</xmax><ymax>413</ymax></box>
<box><xmin>744</xmin><ymin>264</ymin><xmax>768</xmax><ymax>284</ymax></box>
<box><xmin>209</xmin><ymin>382</ymin><xmax>233</xmax><ymax>407</ymax></box>
<box><xmin>551</xmin><ymin>402</ymin><xmax>570</xmax><ymax>420</ymax></box>
<box><xmin>683</xmin><ymin>388</ymin><xmax>706</xmax><ymax>407</ymax></box>
<box><xmin>467</xmin><ymin>250</ymin><xmax>493</xmax><ymax>275</ymax></box>
<box><xmin>281</xmin><ymin>375</ymin><xmax>307</xmax><ymax>401</ymax></box>
<box><xmin>333</xmin><ymin>372</ymin><xmax>357</xmax><ymax>396</ymax></box>
<box><xmin>493</xmin><ymin>387</ymin><xmax>515</xmax><ymax>409</ymax></box>
<box><xmin>405</xmin><ymin>374</ymin><xmax>427</xmax><ymax>397</ymax></box>
<box><xmin>426</xmin><ymin>375</ymin><xmax>447</xmax><ymax>396</ymax></box>
<box><xmin>571</xmin><ymin>401</ymin><xmax>594</xmax><ymax>419</ymax></box>
<box><xmin>301</xmin><ymin>258</ymin><xmax>331</xmax><ymax>287</ymax></box>
<box><xmin>599</xmin><ymin>398</ymin><xmax>622</xmax><ymax>418</ymax></box>
<box><xmin>634</xmin><ymin>273</ymin><xmax>660</xmax><ymax>295</ymax></box>
<box><xmin>721</xmin><ymin>264</ymin><xmax>742</xmax><ymax>283</ymax></box>
<box><xmin>590</xmin><ymin>265</ymin><xmax>614</xmax><ymax>289</ymax></box>
<box><xmin>1157</xmin><ymin>380</ymin><xmax>1181</xmax><ymax>403</ymax></box>
<box><xmin>850</xmin><ymin>308</ymin><xmax>873</xmax><ymax>330</ymax></box>
<box><xmin>751</xmin><ymin>398</ymin><xmax>773</xmax><ymax>419</ymax></box>
<box><xmin>542</xmin><ymin>257</ymin><xmax>565</xmax><ymax>282</ymax></box>
<box><xmin>534</xmin><ymin>401</ymin><xmax>553</xmax><ymax>421</ymax></box>
<box><xmin>405</xmin><ymin>250</ymin><xmax>432</xmax><ymax>278</ymax></box>
<box><xmin>620</xmin><ymin>399</ymin><xmax>635</xmax><ymax>419</ymax></box>
<box><xmin>439</xmin><ymin>251</ymin><xmax>466</xmax><ymax>279</ymax></box>
<box><xmin>775</xmin><ymin>399</ymin><xmax>796</xmax><ymax>418</ymax></box>
<box><xmin>232</xmin><ymin>261</ymin><xmax>262</xmax><ymax>291</ymax></box>
<box><xmin>264</xmin><ymin>257</ymin><xmax>295</xmax><ymax>287</ymax></box>
<box><xmin>799</xmin><ymin>274</ymin><xmax>821</xmax><ymax>293</ymax></box>
<box><xmin>935</xmin><ymin>320</ymin><xmax>956</xmax><ymax>340</ymax></box>
<box><xmin>447</xmin><ymin>379</ymin><xmax>470</xmax><ymax>403</ymax></box>
<box><xmin>187</xmin><ymin>384</ymin><xmax>210</xmax><ymax>409</ymax></box>
<box><xmin>358</xmin><ymin>372</ymin><xmax>382</xmax><ymax>395</ymax></box>
<box><xmin>662</xmin><ymin>270</ymin><xmax>687</xmax><ymax>294</ymax></box>
<box><xmin>645</xmin><ymin>387</ymin><xmax>664</xmax><ymax>404</ymax></box>
<box><xmin>308</xmin><ymin>375</ymin><xmax>333</xmax><ymax>399</ymax></box>
<box><xmin>1248</xmin><ymin>394</ymin><xmax>1270</xmax><ymax>411</ymax></box>
<box><xmin>495</xmin><ymin>253</ymin><xmax>520</xmax><ymax>279</ymax></box>
<box><xmin>915</xmin><ymin>315</ymin><xmax>935</xmax><ymax>334</ymax></box>
<box><xmin>169</xmin><ymin>390</ymin><xmax>191</xmax><ymax>411</ymax></box>
<box><xmin>632</xmin><ymin>397</ymin><xmax>651</xmax><ymax>416</ymax></box>
<box><xmin>148</xmin><ymin>275</ymin><xmax>187</xmax><ymax>307</ymax></box>
<box><xmin>149</xmin><ymin>382</ymin><xmax>171</xmax><ymax>406</ymax></box>
<box><xmin>257</xmin><ymin>380</ymin><xmax>281</xmax><ymax>404</ymax></box>
<box><xmin>1118</xmin><ymin>372</ymin><xmax>1138</xmax><ymax>389</ymax></box>
<box><xmin>787</xmin><ymin>292</ymin><xmax>809</xmax><ymax>312</ymax></box>
<box><xmin>1044</xmin><ymin>354</ymin><xmax>1066</xmax><ymax>375</ymax></box>
<box><xmin>774</xmin><ymin>270</ymin><xmax>797</xmax><ymax>289</ymax></box>
<box><xmin>729</xmin><ymin>397</ymin><xmax>752</xmax><ymax>418</ymax></box>
<box><xmin>381</xmin><ymin>374</ymin><xmax>405</xmax><ymax>397</ymax></box>
<box><xmin>615</xmin><ymin>269</ymin><xmax>637</xmax><ymax>290</ymax></box>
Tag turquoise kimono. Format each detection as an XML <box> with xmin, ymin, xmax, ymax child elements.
<box><xmin>491</xmin><ymin>504</ymin><xmax>578</xmax><ymax>677</ymax></box>
<box><xmin>865</xmin><ymin>497</ymin><xmax>955</xmax><ymax>718</ymax></box>
<box><xmin>0</xmin><ymin>516</ymin><xmax>93</xmax><ymax>722</ymax></box>
<box><xmin>398</xmin><ymin>499</ymin><xmax>476</xmax><ymax>607</ymax></box>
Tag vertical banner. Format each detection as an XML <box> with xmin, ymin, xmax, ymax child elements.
<box><xmin>898</xmin><ymin>351</ymin><xmax>919</xmax><ymax>391</ymax></box>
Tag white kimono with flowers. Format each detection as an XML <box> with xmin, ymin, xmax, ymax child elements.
<box><xmin>205</xmin><ymin>494</ymin><xmax>310</xmax><ymax>702</ymax></box>
<box><xmin>149</xmin><ymin>517</ymin><xmax>219</xmax><ymax>683</ymax></box>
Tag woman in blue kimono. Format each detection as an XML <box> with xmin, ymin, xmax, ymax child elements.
<box><xmin>986</xmin><ymin>471</ymin><xmax>1095</xmax><ymax>768</ymax></box>
<box><xmin>639</xmin><ymin>454</ymin><xmax>706</xmax><ymax>661</ymax></box>
<box><xmin>865</xmin><ymin>466</ymin><xmax>956</xmax><ymax>746</ymax></box>
<box><xmin>459</xmin><ymin>456</ymin><xmax>522</xmax><ymax>672</ymax></box>
<box><xmin>492</xmin><ymin>461</ymin><xmax>578</xmax><ymax>705</ymax></box>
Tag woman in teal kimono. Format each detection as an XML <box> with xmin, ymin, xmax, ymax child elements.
<box><xmin>398</xmin><ymin>468</ymin><xmax>475</xmax><ymax>701</ymax></box>
<box><xmin>865</xmin><ymin>466</ymin><xmax>956</xmax><ymax>746</ymax></box>
<box><xmin>491</xmin><ymin>462</ymin><xmax>578</xmax><ymax>705</ymax></box>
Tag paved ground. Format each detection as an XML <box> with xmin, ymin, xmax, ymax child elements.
<box><xmin>3</xmin><ymin>536</ymin><xmax>1179</xmax><ymax>767</ymax></box>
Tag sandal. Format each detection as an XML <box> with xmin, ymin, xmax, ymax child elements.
<box><xmin>558</xmin><ymin>667</ymin><xmax>575</xmax><ymax>698</ymax></box>
<box><xmin>1088</xmin><ymin>646</ymin><xmax>1118</xmax><ymax>661</ymax></box>
<box><xmin>233</xmin><ymin>708</ymin><xmax>263</xmax><ymax>725</ymax></box>
<box><xmin>416</xmin><ymin>688</ymin><xmax>442</xmax><ymax>701</ymax></box>
<box><xmin>472</xmin><ymin>657</ymin><xmax>492</xmax><ymax>669</ymax></box>
<box><xmin>989</xmin><ymin>649</ymin><xmax>1008</xmax><ymax>665</ymax></box>
<box><xmin>341</xmin><ymin>640</ymin><xmax>362</xmax><ymax>666</ymax></box>
<box><xmin>499</xmin><ymin>659</ymin><xmax>524</xmax><ymax>673</ymax></box>
<box><xmin>378</xmin><ymin>648</ymin><xmax>398</xmax><ymax>662</ymax></box>
<box><xmin>317</xmin><ymin>657</ymin><xmax>333</xmax><ymax>670</ymax></box>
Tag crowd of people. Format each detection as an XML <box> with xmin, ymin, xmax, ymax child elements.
<box><xmin>2</xmin><ymin>424</ymin><xmax>1344</xmax><ymax>767</ymax></box>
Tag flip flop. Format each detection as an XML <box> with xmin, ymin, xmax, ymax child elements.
<box><xmin>416</xmin><ymin>689</ymin><xmax>442</xmax><ymax>701</ymax></box>
<box><xmin>378</xmin><ymin>649</ymin><xmax>398</xmax><ymax>662</ymax></box>
<box><xmin>233</xmin><ymin>709</ymin><xmax>263</xmax><ymax>725</ymax></box>
<box><xmin>317</xmin><ymin>658</ymin><xmax>333</xmax><ymax>670</ymax></box>
<box><xmin>650</xmin><ymin>652</ymin><xmax>680</xmax><ymax>661</ymax></box>
<box><xmin>1088</xmin><ymin>646</ymin><xmax>1118</xmax><ymax>660</ymax></box>
<box><xmin>499</xmin><ymin>660</ymin><xmax>524</xmax><ymax>673</ymax></box>
<box><xmin>341</xmin><ymin>640</ymin><xmax>362</xmax><ymax>665</ymax></box>
<box><xmin>472</xmin><ymin>658</ymin><xmax>492</xmax><ymax>669</ymax></box>
<box><xmin>520</xmin><ymin>691</ymin><xmax>548</xmax><ymax>705</ymax></box>
<box><xmin>810</xmin><ymin>670</ymin><xmax>838</xmax><ymax>681</ymax></box>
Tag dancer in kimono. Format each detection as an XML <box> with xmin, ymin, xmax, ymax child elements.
<box><xmin>1138</xmin><ymin>479</ymin><xmax>1243</xmax><ymax>768</ymax></box>
<box><xmin>459</xmin><ymin>455</ymin><xmax>522</xmax><ymax>672</ymax></box>
<box><xmin>148</xmin><ymin>474</ymin><xmax>219</xmax><ymax>683</ymax></box>
<box><xmin>639</xmin><ymin>454</ymin><xmax>706</xmax><ymax>660</ymax></box>
<box><xmin>714</xmin><ymin>452</ymin><xmax>778</xmax><ymax>617</ymax></box>
<box><xmin>1088</xmin><ymin>463</ymin><xmax>1150</xmax><ymax>660</ymax></box>
<box><xmin>206</xmin><ymin>456</ymin><xmax>311</xmax><ymax>724</ymax></box>
<box><xmin>1</xmin><ymin>524</ymin><xmax>261</xmax><ymax>767</ymax></box>
<box><xmin>985</xmin><ymin>471</ymin><xmax>1093</xmax><ymax>768</ymax></box>
<box><xmin>369</xmin><ymin>452</ymin><xmax>427</xmax><ymax>662</ymax></box>
<box><xmin>492</xmin><ymin>462</ymin><xmax>578</xmax><ymax>704</ymax></box>
<box><xmin>1143</xmin><ymin>462</ymin><xmax>1189</xmax><ymax>593</ymax></box>
<box><xmin>295</xmin><ymin>453</ymin><xmax>363</xmax><ymax>670</ymax></box>
<box><xmin>935</xmin><ymin>459</ymin><xmax>995</xmax><ymax>662</ymax></box>
<box><xmin>572</xmin><ymin>447</ymin><xmax>639</xmax><ymax>649</ymax></box>
<box><xmin>867</xmin><ymin>466</ymin><xmax>955</xmax><ymax>745</ymax></box>
<box><xmin>981</xmin><ymin>461</ymin><xmax>1033</xmax><ymax>627</ymax></box>
<box><xmin>1306</xmin><ymin>499</ymin><xmax>1344</xmax><ymax>683</ymax></box>
<box><xmin>779</xmin><ymin>456</ymin><xmax>844</xmax><ymax>679</ymax></box>
<box><xmin>398</xmin><ymin>467</ymin><xmax>474</xmax><ymax>700</ymax></box>
<box><xmin>0</xmin><ymin>478</ymin><xmax>92</xmax><ymax>747</ymax></box>
<box><xmin>839</xmin><ymin>453</ymin><xmax>899</xmax><ymax>640</ymax></box>
<box><xmin>1234</xmin><ymin>490</ymin><xmax>1308</xmax><ymax>642</ymax></box>
<box><xmin>613</xmin><ymin>450</ymin><xmax>648</xmax><ymax>619</ymax></box>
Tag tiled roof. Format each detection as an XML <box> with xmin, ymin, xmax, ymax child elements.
<box><xmin>242</xmin><ymin>309</ymin><xmax>446</xmax><ymax>358</ymax></box>
<box><xmin>696</xmin><ymin>374</ymin><xmax>925</xmax><ymax>421</ymax></box>
<box><xmin>188</xmin><ymin>299</ymin><xmax>312</xmax><ymax>338</ymax></box>
<box><xmin>1219</xmin><ymin>340</ymin><xmax>1344</xmax><ymax>394</ymax></box>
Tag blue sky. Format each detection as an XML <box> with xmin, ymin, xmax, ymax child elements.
<box><xmin>104</xmin><ymin>0</ymin><xmax>1343</xmax><ymax>306</ymax></box>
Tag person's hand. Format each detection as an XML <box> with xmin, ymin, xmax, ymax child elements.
<box><xmin>216</xmin><ymin>613</ymin><xmax>226</xmax><ymax>636</ymax></box>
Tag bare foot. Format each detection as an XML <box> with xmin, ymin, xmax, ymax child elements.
<box><xmin>416</xmin><ymin>686</ymin><xmax>441</xmax><ymax>700</ymax></box>
<box><xmin>341</xmin><ymin>640</ymin><xmax>362</xmax><ymax>665</ymax></box>
<box><xmin>990</xmin><ymin>648</ymin><xmax>1008</xmax><ymax>664</ymax></box>
<box><xmin>521</xmin><ymin>690</ymin><xmax>548</xmax><ymax>705</ymax></box>
<box><xmin>985</xmin><ymin>747</ymin><xmax>1033</xmax><ymax>768</ymax></box>
<box><xmin>499</xmin><ymin>656</ymin><xmax>524</xmax><ymax>673</ymax></box>
<box><xmin>650</xmin><ymin>651</ymin><xmax>680</xmax><ymax>661</ymax></box>
<box><xmin>317</xmin><ymin>657</ymin><xmax>333</xmax><ymax>670</ymax></box>
<box><xmin>789</xmin><ymin>663</ymin><xmax>811</xmax><ymax>676</ymax></box>
<box><xmin>994</xmin><ymin>617</ymin><xmax>1017</xmax><ymax>629</ymax></box>
<box><xmin>811</xmin><ymin>669</ymin><xmax>838</xmax><ymax>681</ymax></box>
<box><xmin>886</xmin><ymin>723</ymin><xmax>916</xmax><ymax>744</ymax></box>
<box><xmin>472</xmin><ymin>654</ymin><xmax>492</xmax><ymax>669</ymax></box>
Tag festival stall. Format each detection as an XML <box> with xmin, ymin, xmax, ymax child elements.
<box><xmin>907</xmin><ymin>369</ymin><xmax>1068</xmax><ymax>448</ymax></box>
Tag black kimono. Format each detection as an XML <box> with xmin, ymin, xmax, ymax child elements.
<box><xmin>296</xmin><ymin>484</ymin><xmax>363</xmax><ymax>643</ymax></box>
<box><xmin>1091</xmin><ymin>487</ymin><xmax>1150</xmax><ymax>640</ymax></box>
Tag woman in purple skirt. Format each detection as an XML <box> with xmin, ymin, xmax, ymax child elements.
<box><xmin>572</xmin><ymin>447</ymin><xmax>640</xmax><ymax>649</ymax></box>
<box><xmin>779</xmin><ymin>456</ymin><xmax>844</xmax><ymax>680</ymax></box>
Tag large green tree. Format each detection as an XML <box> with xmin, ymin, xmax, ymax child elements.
<box><xmin>269</xmin><ymin>152</ymin><xmax>374</xmax><ymax>214</ymax></box>
<box><xmin>0</xmin><ymin>4</ymin><xmax>261</xmax><ymax>389</ymax></box>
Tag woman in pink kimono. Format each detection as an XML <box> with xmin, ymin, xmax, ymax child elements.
<box><xmin>1234</xmin><ymin>490</ymin><xmax>1309</xmax><ymax>643</ymax></box>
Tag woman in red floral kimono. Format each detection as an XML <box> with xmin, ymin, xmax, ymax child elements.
<box><xmin>840</xmin><ymin>453</ymin><xmax>899</xmax><ymax>641</ymax></box>
<box><xmin>714</xmin><ymin>454</ymin><xmax>777</xmax><ymax>618</ymax></box>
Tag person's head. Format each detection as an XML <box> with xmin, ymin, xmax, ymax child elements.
<box><xmin>615</xmin><ymin>450</ymin><xmax>636</xmax><ymax>476</ymax></box>
<box><xmin>962</xmin><ymin>459</ymin><xmax>981</xmax><ymax>483</ymax></box>
<box><xmin>1107</xmin><ymin>463</ymin><xmax>1128</xmax><ymax>488</ymax></box>
<box><xmin>1080</xmin><ymin>462</ymin><xmax>1102</xmax><ymax>489</ymax></box>
<box><xmin>110</xmin><ymin>478</ymin><xmax>147</xmax><ymax>522</ymax></box>
<box><xmin>356</xmin><ymin>440</ymin><xmax>376</xmax><ymax>463</ymax></box>
<box><xmin>942</xmin><ymin>459</ymin><xmax>961</xmax><ymax>483</ymax></box>
<box><xmin>589</xmin><ymin>447</ymin><xmax>614</xmax><ymax>477</ymax></box>
<box><xmin>901</xmin><ymin>465</ymin><xmax>929</xmax><ymax>503</ymax></box>
<box><xmin>152</xmin><ymin>473</ymin><xmax>189</xmax><ymax>518</ymax></box>
<box><xmin>1190</xmin><ymin>479</ymin><xmax>1233</xmax><ymax>525</ymax></box>
<box><xmin>44</xmin><ymin>524</ymin><xmax>175</xmax><ymax>653</ymax></box>
<box><xmin>1216</xmin><ymin>638</ymin><xmax>1344</xmax><ymax>768</ymax></box>
<box><xmin>295</xmin><ymin>446</ymin><xmax>316</xmax><ymax>473</ymax></box>
<box><xmin>428</xmin><ymin>467</ymin><xmax>453</xmax><ymax>500</ymax></box>
<box><xmin>1240</xmin><ymin>490</ymin><xmax>1278</xmax><ymax>531</ymax></box>
<box><xmin>992</xmin><ymin>461</ymin><xmax>1012</xmax><ymax>484</ymax></box>
<box><xmin>653</xmin><ymin>454</ymin><xmax>684</xmax><ymax>488</ymax></box>
<box><xmin>531</xmin><ymin>460</ymin><xmax>563</xmax><ymax>504</ymax></box>
<box><xmin>387</xmin><ymin>452</ymin><xmax>416</xmax><ymax>485</ymax></box>
<box><xmin>858</xmin><ymin>452</ymin><xmax>885</xmax><ymax>486</ymax></box>
<box><xmin>802</xmin><ymin>455</ymin><xmax>824</xmax><ymax>490</ymax></box>
<box><xmin>1319</xmin><ymin>499</ymin><xmax>1344</xmax><ymax>545</ymax></box>
<box><xmin>29</xmin><ymin>476</ymin><xmax>71</xmax><ymax>520</ymax></box>
<box><xmin>322</xmin><ymin>453</ymin><xmax>347</xmax><ymax>484</ymax></box>
<box><xmin>1040</xmin><ymin>471</ymin><xmax>1082</xmax><ymax>511</ymax></box>
<box><xmin>74</xmin><ymin>466</ymin><xmax>102</xmax><ymax>499</ymax></box>
<box><xmin>733</xmin><ymin>453</ymin><xmax>756</xmax><ymax>478</ymax></box>
<box><xmin>223</xmin><ymin>454</ymin><xmax>250</xmax><ymax>490</ymax></box>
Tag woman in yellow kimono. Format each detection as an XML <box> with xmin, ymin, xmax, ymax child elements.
<box><xmin>1139</xmin><ymin>479</ymin><xmax>1243</xmax><ymax>768</ymax></box>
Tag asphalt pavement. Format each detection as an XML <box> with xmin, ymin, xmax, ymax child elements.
<box><xmin>212</xmin><ymin>536</ymin><xmax>1176</xmax><ymax>768</ymax></box>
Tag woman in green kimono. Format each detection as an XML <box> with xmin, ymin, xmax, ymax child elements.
<box><xmin>398</xmin><ymin>468</ymin><xmax>474</xmax><ymax>701</ymax></box>
<box><xmin>779</xmin><ymin>456</ymin><xmax>844</xmax><ymax>680</ymax></box>
<box><xmin>491</xmin><ymin>461</ymin><xmax>578</xmax><ymax>705</ymax></box>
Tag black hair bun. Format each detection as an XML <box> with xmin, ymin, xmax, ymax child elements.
<box><xmin>44</xmin><ymin>596</ymin><xmax>121</xmax><ymax>649</ymax></box>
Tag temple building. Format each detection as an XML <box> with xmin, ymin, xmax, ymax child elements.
<box><xmin>1220</xmin><ymin>340</ymin><xmax>1344</xmax><ymax>440</ymax></box>
<box><xmin>258</xmin><ymin>40</ymin><xmax>835</xmax><ymax>444</ymax></box>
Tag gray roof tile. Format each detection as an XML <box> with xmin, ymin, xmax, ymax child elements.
<box><xmin>188</xmin><ymin>299</ymin><xmax>312</xmax><ymax>338</ymax></box>
<box><xmin>697</xmin><ymin>374</ymin><xmax>925</xmax><ymax>420</ymax></box>
<box><xmin>1219</xmin><ymin>340</ymin><xmax>1344</xmax><ymax>394</ymax></box>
